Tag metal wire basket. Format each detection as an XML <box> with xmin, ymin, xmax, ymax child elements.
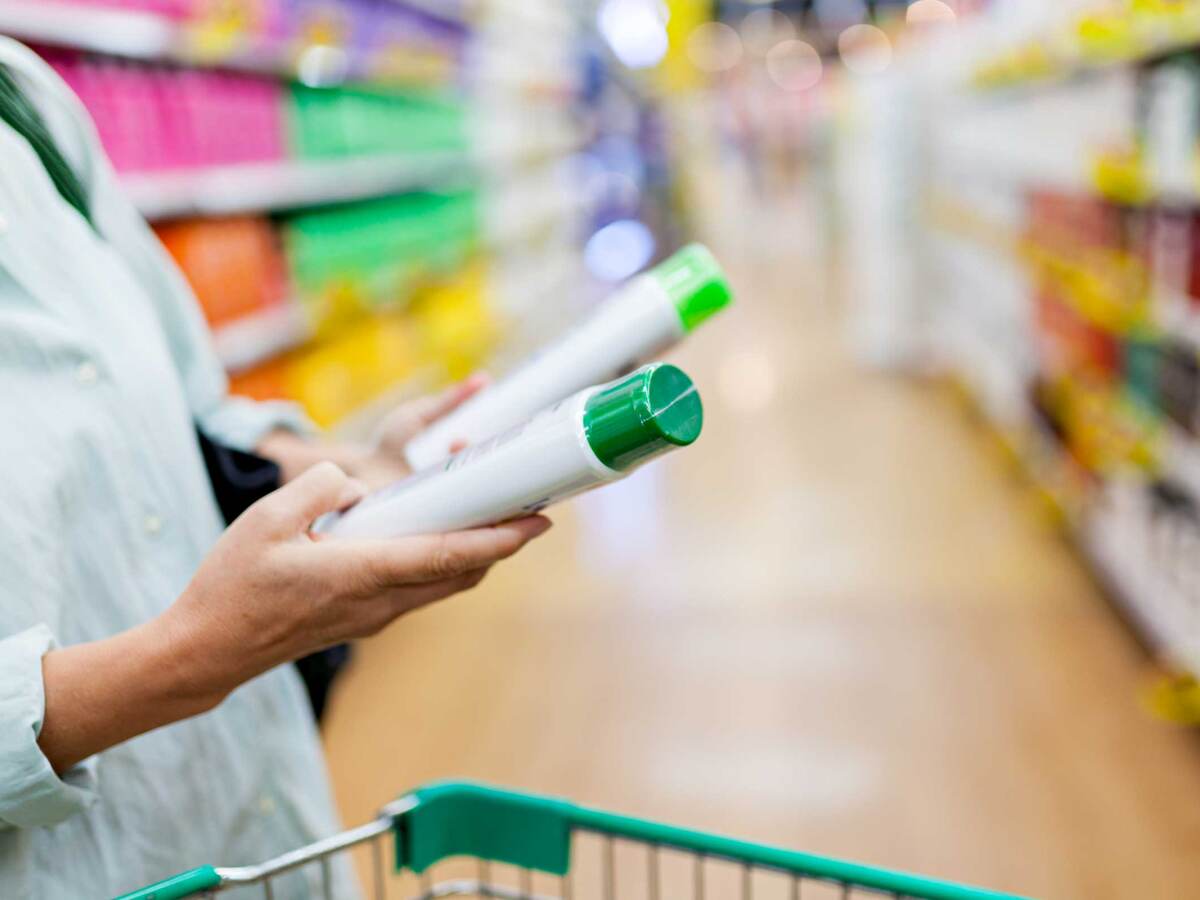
<box><xmin>113</xmin><ymin>781</ymin><xmax>1031</xmax><ymax>900</ymax></box>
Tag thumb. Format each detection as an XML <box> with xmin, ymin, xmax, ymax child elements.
<box><xmin>255</xmin><ymin>461</ymin><xmax>367</xmax><ymax>537</ymax></box>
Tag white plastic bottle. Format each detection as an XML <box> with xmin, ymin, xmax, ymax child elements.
<box><xmin>316</xmin><ymin>364</ymin><xmax>702</xmax><ymax>539</ymax></box>
<box><xmin>402</xmin><ymin>244</ymin><xmax>730</xmax><ymax>470</ymax></box>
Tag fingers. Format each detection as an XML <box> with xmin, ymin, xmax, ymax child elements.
<box><xmin>249</xmin><ymin>462</ymin><xmax>367</xmax><ymax>537</ymax></box>
<box><xmin>352</xmin><ymin>516</ymin><xmax>552</xmax><ymax>585</ymax></box>
<box><xmin>375</xmin><ymin>374</ymin><xmax>489</xmax><ymax>455</ymax></box>
<box><xmin>390</xmin><ymin>567</ymin><xmax>491</xmax><ymax>612</ymax></box>
<box><xmin>353</xmin><ymin>567</ymin><xmax>493</xmax><ymax>637</ymax></box>
<box><xmin>418</xmin><ymin>373</ymin><xmax>490</xmax><ymax>429</ymax></box>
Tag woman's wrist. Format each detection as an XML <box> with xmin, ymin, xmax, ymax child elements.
<box><xmin>144</xmin><ymin>606</ymin><xmax>239</xmax><ymax>715</ymax></box>
<box><xmin>38</xmin><ymin>613</ymin><xmax>233</xmax><ymax>773</ymax></box>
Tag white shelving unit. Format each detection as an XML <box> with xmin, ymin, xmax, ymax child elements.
<box><xmin>212</xmin><ymin>303</ymin><xmax>311</xmax><ymax>373</ymax></box>
<box><xmin>208</xmin><ymin>191</ymin><xmax>589</xmax><ymax>372</ymax></box>
<box><xmin>122</xmin><ymin>153</ymin><xmax>472</xmax><ymax>221</ymax></box>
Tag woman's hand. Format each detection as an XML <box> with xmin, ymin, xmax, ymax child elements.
<box><xmin>38</xmin><ymin>461</ymin><xmax>549</xmax><ymax>773</ymax></box>
<box><xmin>371</xmin><ymin>373</ymin><xmax>486</xmax><ymax>462</ymax></box>
<box><xmin>169</xmin><ymin>460</ymin><xmax>549</xmax><ymax>699</ymax></box>
<box><xmin>258</xmin><ymin>375</ymin><xmax>487</xmax><ymax>489</ymax></box>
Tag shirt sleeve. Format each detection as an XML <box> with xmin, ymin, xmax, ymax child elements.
<box><xmin>0</xmin><ymin>625</ymin><xmax>98</xmax><ymax>829</ymax></box>
<box><xmin>13</xmin><ymin>45</ymin><xmax>317</xmax><ymax>453</ymax></box>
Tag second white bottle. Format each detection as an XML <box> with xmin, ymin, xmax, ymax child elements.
<box><xmin>402</xmin><ymin>244</ymin><xmax>730</xmax><ymax>470</ymax></box>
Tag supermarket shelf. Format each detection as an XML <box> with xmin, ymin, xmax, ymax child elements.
<box><xmin>971</xmin><ymin>11</ymin><xmax>1200</xmax><ymax>93</ymax></box>
<box><xmin>951</xmin><ymin>366</ymin><xmax>1192</xmax><ymax>671</ymax></box>
<box><xmin>212</xmin><ymin>302</ymin><xmax>310</xmax><ymax>373</ymax></box>
<box><xmin>0</xmin><ymin>1</ymin><xmax>171</xmax><ymax>59</ymax></box>
<box><xmin>122</xmin><ymin>153</ymin><xmax>471</xmax><ymax>221</ymax></box>
<box><xmin>0</xmin><ymin>0</ymin><xmax>289</xmax><ymax>76</ymax></box>
<box><xmin>123</xmin><ymin>139</ymin><xmax>586</xmax><ymax>221</ymax></box>
<box><xmin>484</xmin><ymin>193</ymin><xmax>584</xmax><ymax>249</ymax></box>
<box><xmin>1078</xmin><ymin>506</ymin><xmax>1188</xmax><ymax>668</ymax></box>
<box><xmin>0</xmin><ymin>0</ymin><xmax>465</xmax><ymax>82</ymax></box>
<box><xmin>211</xmin><ymin>198</ymin><xmax>582</xmax><ymax>372</ymax></box>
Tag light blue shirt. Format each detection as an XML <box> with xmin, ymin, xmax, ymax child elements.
<box><xmin>0</xmin><ymin>38</ymin><xmax>355</xmax><ymax>898</ymax></box>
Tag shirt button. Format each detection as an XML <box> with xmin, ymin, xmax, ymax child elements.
<box><xmin>0</xmin><ymin>211</ymin><xmax>8</xmax><ymax>234</ymax></box>
<box><xmin>258</xmin><ymin>793</ymin><xmax>275</xmax><ymax>816</ymax></box>
<box><xmin>143</xmin><ymin>514</ymin><xmax>164</xmax><ymax>536</ymax></box>
<box><xmin>76</xmin><ymin>361</ymin><xmax>99</xmax><ymax>386</ymax></box>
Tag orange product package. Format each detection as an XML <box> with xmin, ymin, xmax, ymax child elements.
<box><xmin>156</xmin><ymin>216</ymin><xmax>290</xmax><ymax>328</ymax></box>
<box><xmin>228</xmin><ymin>355</ymin><xmax>292</xmax><ymax>403</ymax></box>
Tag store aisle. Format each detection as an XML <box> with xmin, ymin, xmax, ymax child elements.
<box><xmin>323</xmin><ymin>217</ymin><xmax>1200</xmax><ymax>900</ymax></box>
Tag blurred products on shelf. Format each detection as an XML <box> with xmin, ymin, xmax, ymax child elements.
<box><xmin>284</xmin><ymin>190</ymin><xmax>478</xmax><ymax>329</ymax></box>
<box><xmin>39</xmin><ymin>48</ymin><xmax>467</xmax><ymax>174</ymax></box>
<box><xmin>288</xmin><ymin>83</ymin><xmax>466</xmax><ymax>159</ymax></box>
<box><xmin>46</xmin><ymin>49</ymin><xmax>287</xmax><ymax>172</ymax></box>
<box><xmin>5</xmin><ymin>0</ymin><xmax>660</xmax><ymax>438</ymax></box>
<box><xmin>972</xmin><ymin>0</ymin><xmax>1200</xmax><ymax>90</ymax></box>
<box><xmin>0</xmin><ymin>0</ymin><xmax>709</xmax><ymax>469</ymax></box>
<box><xmin>852</xmin><ymin>2</ymin><xmax>1200</xmax><ymax>681</ymax></box>
<box><xmin>21</xmin><ymin>0</ymin><xmax>468</xmax><ymax>82</ymax></box>
<box><xmin>156</xmin><ymin>216</ymin><xmax>290</xmax><ymax>327</ymax></box>
<box><xmin>227</xmin><ymin>267</ymin><xmax>499</xmax><ymax>429</ymax></box>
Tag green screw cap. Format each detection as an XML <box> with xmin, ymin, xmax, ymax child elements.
<box><xmin>648</xmin><ymin>243</ymin><xmax>733</xmax><ymax>332</ymax></box>
<box><xmin>583</xmin><ymin>364</ymin><xmax>703</xmax><ymax>472</ymax></box>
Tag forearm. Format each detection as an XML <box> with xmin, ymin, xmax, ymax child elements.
<box><xmin>37</xmin><ymin>614</ymin><xmax>229</xmax><ymax>774</ymax></box>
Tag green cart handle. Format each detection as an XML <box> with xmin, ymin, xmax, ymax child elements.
<box><xmin>114</xmin><ymin>865</ymin><xmax>221</xmax><ymax>900</ymax></box>
<box><xmin>116</xmin><ymin>780</ymin><xmax>1035</xmax><ymax>900</ymax></box>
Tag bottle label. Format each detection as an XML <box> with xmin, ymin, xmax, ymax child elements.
<box><xmin>443</xmin><ymin>395</ymin><xmax>571</xmax><ymax>472</ymax></box>
<box><xmin>317</xmin><ymin>390</ymin><xmax>595</xmax><ymax>535</ymax></box>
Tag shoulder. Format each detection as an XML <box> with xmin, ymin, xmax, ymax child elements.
<box><xmin>0</xmin><ymin>35</ymin><xmax>69</xmax><ymax>97</ymax></box>
<box><xmin>0</xmin><ymin>37</ymin><xmax>100</xmax><ymax>177</ymax></box>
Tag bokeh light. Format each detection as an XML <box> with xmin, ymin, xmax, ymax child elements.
<box><xmin>906</xmin><ymin>0</ymin><xmax>957</xmax><ymax>26</ymax></box>
<box><xmin>765</xmin><ymin>39</ymin><xmax>823</xmax><ymax>92</ymax></box>
<box><xmin>686</xmin><ymin>21</ymin><xmax>744</xmax><ymax>74</ymax></box>
<box><xmin>584</xmin><ymin>219</ymin><xmax>656</xmax><ymax>282</ymax></box>
<box><xmin>597</xmin><ymin>0</ymin><xmax>669</xmax><ymax>69</ymax></box>
<box><xmin>740</xmin><ymin>8</ymin><xmax>796</xmax><ymax>58</ymax></box>
<box><xmin>837</xmin><ymin>23</ymin><xmax>893</xmax><ymax>75</ymax></box>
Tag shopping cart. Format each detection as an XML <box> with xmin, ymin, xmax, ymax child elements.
<box><xmin>115</xmin><ymin>781</ymin><xmax>1031</xmax><ymax>900</ymax></box>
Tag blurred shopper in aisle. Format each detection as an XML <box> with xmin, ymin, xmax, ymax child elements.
<box><xmin>0</xmin><ymin>37</ymin><xmax>549</xmax><ymax>898</ymax></box>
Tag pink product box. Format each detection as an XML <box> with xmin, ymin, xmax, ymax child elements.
<box><xmin>45</xmin><ymin>52</ymin><xmax>286</xmax><ymax>173</ymax></box>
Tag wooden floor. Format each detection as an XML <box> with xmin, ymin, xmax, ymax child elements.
<box><xmin>323</xmin><ymin>219</ymin><xmax>1200</xmax><ymax>900</ymax></box>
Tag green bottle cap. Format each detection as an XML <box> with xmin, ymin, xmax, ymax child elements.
<box><xmin>648</xmin><ymin>243</ymin><xmax>733</xmax><ymax>332</ymax></box>
<box><xmin>583</xmin><ymin>364</ymin><xmax>703</xmax><ymax>472</ymax></box>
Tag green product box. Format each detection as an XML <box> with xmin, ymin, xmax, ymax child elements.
<box><xmin>283</xmin><ymin>191</ymin><xmax>479</xmax><ymax>329</ymax></box>
<box><xmin>287</xmin><ymin>85</ymin><xmax>469</xmax><ymax>160</ymax></box>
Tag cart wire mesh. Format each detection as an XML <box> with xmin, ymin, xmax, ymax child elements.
<box><xmin>114</xmin><ymin>781</ymin><xmax>1032</xmax><ymax>900</ymax></box>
